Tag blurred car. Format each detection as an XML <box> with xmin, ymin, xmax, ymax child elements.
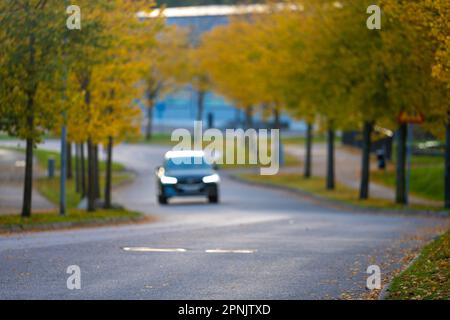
<box><xmin>155</xmin><ymin>150</ymin><xmax>220</xmax><ymax>205</ymax></box>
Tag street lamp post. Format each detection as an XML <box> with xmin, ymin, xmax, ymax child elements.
<box><xmin>405</xmin><ymin>124</ymin><xmax>414</xmax><ymax>205</ymax></box>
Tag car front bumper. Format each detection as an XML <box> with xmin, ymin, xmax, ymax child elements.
<box><xmin>161</xmin><ymin>183</ymin><xmax>218</xmax><ymax>198</ymax></box>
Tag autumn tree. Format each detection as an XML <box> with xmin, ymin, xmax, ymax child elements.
<box><xmin>57</xmin><ymin>0</ymin><xmax>111</xmax><ymax>211</ymax></box>
<box><xmin>156</xmin><ymin>26</ymin><xmax>211</xmax><ymax>122</ymax></box>
<box><xmin>254</xmin><ymin>5</ymin><xmax>317</xmax><ymax>176</ymax></box>
<box><xmin>64</xmin><ymin>1</ymin><xmax>160</xmax><ymax>211</ymax></box>
<box><xmin>198</xmin><ymin>18</ymin><xmax>264</xmax><ymax>127</ymax></box>
<box><xmin>308</xmin><ymin>0</ymin><xmax>391</xmax><ymax>198</ymax></box>
<box><xmin>380</xmin><ymin>0</ymin><xmax>448</xmax><ymax>204</ymax></box>
<box><xmin>95</xmin><ymin>0</ymin><xmax>161</xmax><ymax>208</ymax></box>
<box><xmin>0</xmin><ymin>0</ymin><xmax>67</xmax><ymax>217</ymax></box>
<box><xmin>392</xmin><ymin>0</ymin><xmax>449</xmax><ymax>207</ymax></box>
<box><xmin>142</xmin><ymin>24</ymin><xmax>185</xmax><ymax>140</ymax></box>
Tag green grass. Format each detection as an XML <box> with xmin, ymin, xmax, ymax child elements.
<box><xmin>37</xmin><ymin>177</ymin><xmax>82</xmax><ymax>209</ymax></box>
<box><xmin>1</xmin><ymin>146</ymin><xmax>132</xmax><ymax>209</ymax></box>
<box><xmin>0</xmin><ymin>133</ymin><xmax>14</xmax><ymax>140</ymax></box>
<box><xmin>0</xmin><ymin>146</ymin><xmax>126</xmax><ymax>172</ymax></box>
<box><xmin>33</xmin><ymin>148</ymin><xmax>132</xmax><ymax>209</ymax></box>
<box><xmin>35</xmin><ymin>149</ymin><xmax>132</xmax><ymax>209</ymax></box>
<box><xmin>219</xmin><ymin>148</ymin><xmax>301</xmax><ymax>170</ymax></box>
<box><xmin>128</xmin><ymin>135</ymin><xmax>302</xmax><ymax>169</ymax></box>
<box><xmin>126</xmin><ymin>133</ymin><xmax>330</xmax><ymax>169</ymax></box>
<box><xmin>0</xmin><ymin>146</ymin><xmax>145</xmax><ymax>232</ymax></box>
<box><xmin>281</xmin><ymin>134</ymin><xmax>338</xmax><ymax>145</ymax></box>
<box><xmin>238</xmin><ymin>173</ymin><xmax>444</xmax><ymax>211</ymax></box>
<box><xmin>387</xmin><ymin>230</ymin><xmax>450</xmax><ymax>300</ymax></box>
<box><xmin>33</xmin><ymin>148</ymin><xmax>125</xmax><ymax>172</ymax></box>
<box><xmin>37</xmin><ymin>173</ymin><xmax>132</xmax><ymax>209</ymax></box>
<box><xmin>0</xmin><ymin>209</ymin><xmax>142</xmax><ymax>230</ymax></box>
<box><xmin>127</xmin><ymin>133</ymin><xmax>336</xmax><ymax>148</ymax></box>
<box><xmin>0</xmin><ymin>132</ymin><xmax>64</xmax><ymax>141</ymax></box>
<box><xmin>127</xmin><ymin>133</ymin><xmax>175</xmax><ymax>145</ymax></box>
<box><xmin>372</xmin><ymin>155</ymin><xmax>444</xmax><ymax>202</ymax></box>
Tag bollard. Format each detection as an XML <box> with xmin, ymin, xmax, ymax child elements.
<box><xmin>48</xmin><ymin>157</ymin><xmax>55</xmax><ymax>178</ymax></box>
<box><xmin>376</xmin><ymin>149</ymin><xmax>386</xmax><ymax>170</ymax></box>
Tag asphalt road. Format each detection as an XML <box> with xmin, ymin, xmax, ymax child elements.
<box><xmin>0</xmin><ymin>141</ymin><xmax>447</xmax><ymax>299</ymax></box>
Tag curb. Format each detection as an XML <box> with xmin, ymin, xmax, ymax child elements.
<box><xmin>378</xmin><ymin>249</ymin><xmax>423</xmax><ymax>300</ymax></box>
<box><xmin>228</xmin><ymin>173</ymin><xmax>450</xmax><ymax>219</ymax></box>
<box><xmin>378</xmin><ymin>232</ymin><xmax>443</xmax><ymax>300</ymax></box>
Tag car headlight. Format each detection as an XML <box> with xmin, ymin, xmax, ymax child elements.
<box><xmin>160</xmin><ymin>175</ymin><xmax>178</xmax><ymax>185</ymax></box>
<box><xmin>202</xmin><ymin>174</ymin><xmax>220</xmax><ymax>184</ymax></box>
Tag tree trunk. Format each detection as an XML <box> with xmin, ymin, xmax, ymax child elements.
<box><xmin>75</xmin><ymin>143</ymin><xmax>80</xmax><ymax>193</ymax></box>
<box><xmin>396</xmin><ymin>123</ymin><xmax>408</xmax><ymax>204</ymax></box>
<box><xmin>104</xmin><ymin>136</ymin><xmax>113</xmax><ymax>209</ymax></box>
<box><xmin>80</xmin><ymin>142</ymin><xmax>86</xmax><ymax>198</ymax></box>
<box><xmin>94</xmin><ymin>144</ymin><xmax>100</xmax><ymax>199</ymax></box>
<box><xmin>22</xmin><ymin>23</ymin><xmax>35</xmax><ymax>218</ymax></box>
<box><xmin>207</xmin><ymin>113</ymin><xmax>214</xmax><ymax>129</ymax></box>
<box><xmin>304</xmin><ymin>122</ymin><xmax>313</xmax><ymax>178</ymax></box>
<box><xmin>273</xmin><ymin>108</ymin><xmax>280</xmax><ymax>129</ymax></box>
<box><xmin>87</xmin><ymin>139</ymin><xmax>96</xmax><ymax>212</ymax></box>
<box><xmin>59</xmin><ymin>128</ymin><xmax>67</xmax><ymax>216</ymax></box>
<box><xmin>81</xmin><ymin>79</ymin><xmax>91</xmax><ymax>202</ymax></box>
<box><xmin>245</xmin><ymin>106</ymin><xmax>253</xmax><ymax>129</ymax></box>
<box><xmin>445</xmin><ymin>111</ymin><xmax>450</xmax><ymax>209</ymax></box>
<box><xmin>22</xmin><ymin>137</ymin><xmax>34</xmax><ymax>218</ymax></box>
<box><xmin>197</xmin><ymin>90</ymin><xmax>205</xmax><ymax>122</ymax></box>
<box><xmin>326</xmin><ymin>122</ymin><xmax>335</xmax><ymax>190</ymax></box>
<box><xmin>359</xmin><ymin>121</ymin><xmax>373</xmax><ymax>200</ymax></box>
<box><xmin>66</xmin><ymin>142</ymin><xmax>72</xmax><ymax>179</ymax></box>
<box><xmin>145</xmin><ymin>101</ymin><xmax>153</xmax><ymax>141</ymax></box>
<box><xmin>235</xmin><ymin>108</ymin><xmax>241</xmax><ymax>126</ymax></box>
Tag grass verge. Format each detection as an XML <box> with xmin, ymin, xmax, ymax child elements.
<box><xmin>33</xmin><ymin>148</ymin><xmax>125</xmax><ymax>172</ymax></box>
<box><xmin>282</xmin><ymin>134</ymin><xmax>337</xmax><ymax>145</ymax></box>
<box><xmin>0</xmin><ymin>147</ymin><xmax>152</xmax><ymax>233</ymax></box>
<box><xmin>372</xmin><ymin>155</ymin><xmax>444</xmax><ymax>202</ymax></box>
<box><xmin>129</xmin><ymin>136</ymin><xmax>302</xmax><ymax>169</ymax></box>
<box><xmin>1</xmin><ymin>147</ymin><xmax>133</xmax><ymax>209</ymax></box>
<box><xmin>0</xmin><ymin>209</ymin><xmax>148</xmax><ymax>233</ymax></box>
<box><xmin>128</xmin><ymin>134</ymin><xmax>334</xmax><ymax>146</ymax></box>
<box><xmin>386</xmin><ymin>230</ymin><xmax>450</xmax><ymax>300</ymax></box>
<box><xmin>37</xmin><ymin>173</ymin><xmax>132</xmax><ymax>210</ymax></box>
<box><xmin>127</xmin><ymin>133</ymin><xmax>175</xmax><ymax>145</ymax></box>
<box><xmin>237</xmin><ymin>173</ymin><xmax>445</xmax><ymax>212</ymax></box>
<box><xmin>219</xmin><ymin>151</ymin><xmax>300</xmax><ymax>170</ymax></box>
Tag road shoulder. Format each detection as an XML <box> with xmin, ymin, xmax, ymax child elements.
<box><xmin>0</xmin><ymin>209</ymin><xmax>157</xmax><ymax>235</ymax></box>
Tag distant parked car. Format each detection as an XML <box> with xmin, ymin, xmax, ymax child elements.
<box><xmin>155</xmin><ymin>150</ymin><xmax>220</xmax><ymax>205</ymax></box>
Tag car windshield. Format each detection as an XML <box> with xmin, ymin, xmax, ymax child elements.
<box><xmin>165</xmin><ymin>157</ymin><xmax>212</xmax><ymax>171</ymax></box>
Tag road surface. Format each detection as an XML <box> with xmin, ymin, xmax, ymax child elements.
<box><xmin>0</xmin><ymin>141</ymin><xmax>447</xmax><ymax>299</ymax></box>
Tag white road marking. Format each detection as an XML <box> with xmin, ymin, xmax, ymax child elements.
<box><xmin>205</xmin><ymin>249</ymin><xmax>256</xmax><ymax>254</ymax></box>
<box><xmin>122</xmin><ymin>247</ymin><xmax>187</xmax><ymax>253</ymax></box>
<box><xmin>122</xmin><ymin>247</ymin><xmax>257</xmax><ymax>254</ymax></box>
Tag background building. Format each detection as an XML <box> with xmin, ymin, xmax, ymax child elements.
<box><xmin>138</xmin><ymin>5</ymin><xmax>304</xmax><ymax>133</ymax></box>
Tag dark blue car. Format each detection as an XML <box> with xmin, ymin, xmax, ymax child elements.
<box><xmin>156</xmin><ymin>150</ymin><xmax>220</xmax><ymax>205</ymax></box>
